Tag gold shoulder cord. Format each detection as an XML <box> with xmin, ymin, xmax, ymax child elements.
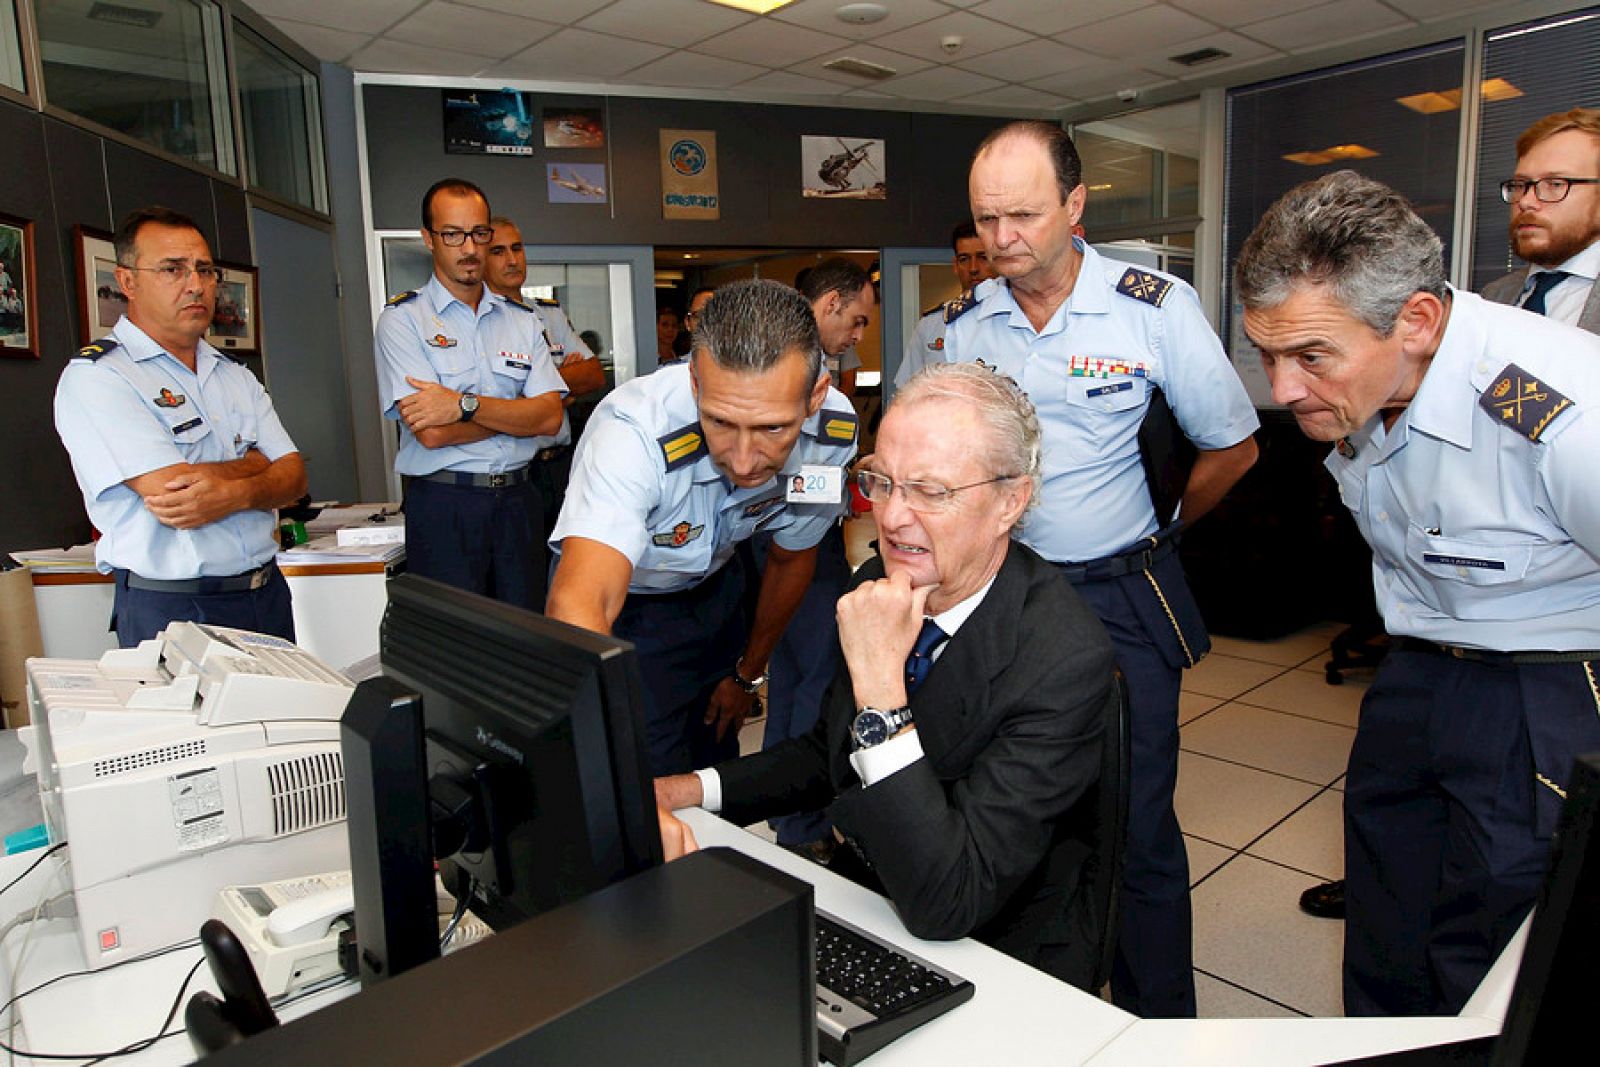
<box><xmin>1533</xmin><ymin>660</ymin><xmax>1600</xmax><ymax>802</ymax></box>
<box><xmin>1140</xmin><ymin>538</ymin><xmax>1197</xmax><ymax>668</ymax></box>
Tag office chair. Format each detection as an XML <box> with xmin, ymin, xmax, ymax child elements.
<box><xmin>1086</xmin><ymin>670</ymin><xmax>1131</xmax><ymax>993</ymax></box>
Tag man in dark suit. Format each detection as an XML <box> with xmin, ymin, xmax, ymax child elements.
<box><xmin>655</xmin><ymin>362</ymin><xmax>1117</xmax><ymax>988</ymax></box>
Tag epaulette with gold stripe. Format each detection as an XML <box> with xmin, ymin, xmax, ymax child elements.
<box><xmin>817</xmin><ymin>408</ymin><xmax>858</xmax><ymax>447</ymax></box>
<box><xmin>385</xmin><ymin>290</ymin><xmax>419</xmax><ymax>307</ymax></box>
<box><xmin>534</xmin><ymin>296</ymin><xmax>560</xmax><ymax>307</ymax></box>
<box><xmin>502</xmin><ymin>297</ymin><xmax>539</xmax><ymax>314</ymax></box>
<box><xmin>1115</xmin><ymin>268</ymin><xmax>1173</xmax><ymax>307</ymax></box>
<box><xmin>76</xmin><ymin>337</ymin><xmax>120</xmax><ymax>360</ymax></box>
<box><xmin>658</xmin><ymin>422</ymin><xmax>707</xmax><ymax>471</ymax></box>
<box><xmin>1479</xmin><ymin>362</ymin><xmax>1574</xmax><ymax>443</ymax></box>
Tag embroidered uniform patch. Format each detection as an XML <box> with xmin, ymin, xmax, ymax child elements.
<box><xmin>658</xmin><ymin>423</ymin><xmax>707</xmax><ymax>471</ymax></box>
<box><xmin>1479</xmin><ymin>362</ymin><xmax>1574</xmax><ymax>442</ymax></box>
<box><xmin>427</xmin><ymin>334</ymin><xmax>457</xmax><ymax>348</ymax></box>
<box><xmin>652</xmin><ymin>522</ymin><xmax>704</xmax><ymax>548</ymax></box>
<box><xmin>929</xmin><ymin>337</ymin><xmax>944</xmax><ymax>351</ymax></box>
<box><xmin>1115</xmin><ymin>268</ymin><xmax>1173</xmax><ymax>307</ymax></box>
<box><xmin>743</xmin><ymin>495</ymin><xmax>783</xmax><ymax>517</ymax></box>
<box><xmin>154</xmin><ymin>388</ymin><xmax>186</xmax><ymax>408</ymax></box>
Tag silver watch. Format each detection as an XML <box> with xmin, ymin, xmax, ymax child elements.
<box><xmin>850</xmin><ymin>705</ymin><xmax>914</xmax><ymax>750</ymax></box>
<box><xmin>459</xmin><ymin>391</ymin><xmax>480</xmax><ymax>422</ymax></box>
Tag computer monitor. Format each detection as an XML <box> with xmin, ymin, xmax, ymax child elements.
<box><xmin>341</xmin><ymin>574</ymin><xmax>663</xmax><ymax>980</ymax></box>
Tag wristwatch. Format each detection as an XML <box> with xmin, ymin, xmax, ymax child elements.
<box><xmin>850</xmin><ymin>705</ymin><xmax>914</xmax><ymax>750</ymax></box>
<box><xmin>459</xmin><ymin>391</ymin><xmax>480</xmax><ymax>423</ymax></box>
<box><xmin>732</xmin><ymin>661</ymin><xmax>768</xmax><ymax>694</ymax></box>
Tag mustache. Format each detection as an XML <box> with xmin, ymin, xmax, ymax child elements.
<box><xmin>1511</xmin><ymin>214</ymin><xmax>1544</xmax><ymax>228</ymax></box>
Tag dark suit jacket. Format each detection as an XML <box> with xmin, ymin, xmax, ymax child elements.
<box><xmin>717</xmin><ymin>542</ymin><xmax>1116</xmax><ymax>988</ymax></box>
<box><xmin>1481</xmin><ymin>267</ymin><xmax>1600</xmax><ymax>333</ymax></box>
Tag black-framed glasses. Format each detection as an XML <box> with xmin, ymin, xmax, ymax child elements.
<box><xmin>1498</xmin><ymin>177</ymin><xmax>1600</xmax><ymax>204</ymax></box>
<box><xmin>119</xmin><ymin>261</ymin><xmax>224</xmax><ymax>285</ymax></box>
<box><xmin>855</xmin><ymin>470</ymin><xmax>1018</xmax><ymax>514</ymax></box>
<box><xmin>427</xmin><ymin>226</ymin><xmax>494</xmax><ymax>246</ymax></box>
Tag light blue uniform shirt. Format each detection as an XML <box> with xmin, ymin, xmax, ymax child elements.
<box><xmin>942</xmin><ymin>243</ymin><xmax>1258</xmax><ymax>561</ymax></box>
<box><xmin>53</xmin><ymin>317</ymin><xmax>298</xmax><ymax>580</ymax></box>
<box><xmin>894</xmin><ymin>307</ymin><xmax>947</xmax><ymax>390</ymax></box>
<box><xmin>374</xmin><ymin>275</ymin><xmax>564</xmax><ymax>476</ymax></box>
<box><xmin>529</xmin><ymin>297</ymin><xmax>596</xmax><ymax>447</ymax></box>
<box><xmin>552</xmin><ymin>363</ymin><xmax>858</xmax><ymax>594</ymax></box>
<box><xmin>1325</xmin><ymin>289</ymin><xmax>1600</xmax><ymax>651</ymax></box>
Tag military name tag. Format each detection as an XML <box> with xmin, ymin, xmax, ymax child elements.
<box><xmin>786</xmin><ymin>464</ymin><xmax>842</xmax><ymax>504</ymax></box>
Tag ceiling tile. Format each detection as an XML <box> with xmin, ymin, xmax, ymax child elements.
<box><xmin>1059</xmin><ymin>5</ymin><xmax>1224</xmax><ymax>60</ymax></box>
<box><xmin>241</xmin><ymin>0</ymin><xmax>426</xmax><ymax>36</ymax></box>
<box><xmin>270</xmin><ymin>18</ymin><xmax>373</xmax><ymax>62</ymax></box>
<box><xmin>386</xmin><ymin>2</ymin><xmax>560</xmax><ymax>59</ymax></box>
<box><xmin>578</xmin><ymin>0</ymin><xmax>752</xmax><ymax>50</ymax></box>
<box><xmin>1382</xmin><ymin>0</ymin><xmax>1500</xmax><ymax>20</ymax></box>
<box><xmin>456</xmin><ymin>0</ymin><xmax>614</xmax><ymax>22</ymax></box>
<box><xmin>627</xmin><ymin>51</ymin><xmax>770</xmax><ymax>89</ymax></box>
<box><xmin>971</xmin><ymin>0</ymin><xmax>1152</xmax><ymax>37</ymax></box>
<box><xmin>871</xmin><ymin>10</ymin><xmax>1032</xmax><ymax>63</ymax></box>
<box><xmin>953</xmin><ymin>38</ymin><xmax>1100</xmax><ymax>83</ymax></box>
<box><xmin>1027</xmin><ymin>59</ymin><xmax>1168</xmax><ymax>100</ymax></box>
<box><xmin>738</xmin><ymin>69</ymin><xmax>854</xmax><ymax>96</ymax></box>
<box><xmin>348</xmin><ymin>37</ymin><xmax>499</xmax><ymax>77</ymax></box>
<box><xmin>770</xmin><ymin>0</ymin><xmax>951</xmax><ymax>41</ymax></box>
<box><xmin>693</xmin><ymin>18</ymin><xmax>849</xmax><ymax>67</ymax></box>
<box><xmin>1240</xmin><ymin>0</ymin><xmax>1411</xmax><ymax>53</ymax></box>
<box><xmin>876</xmin><ymin>65</ymin><xmax>1008</xmax><ymax>102</ymax></box>
<box><xmin>951</xmin><ymin>83</ymin><xmax>1075</xmax><ymax>110</ymax></box>
<box><xmin>796</xmin><ymin>44</ymin><xmax>933</xmax><ymax>87</ymax></box>
<box><xmin>1167</xmin><ymin>0</ymin><xmax>1324</xmax><ymax>26</ymax></box>
<box><xmin>487</xmin><ymin>27</ymin><xmax>669</xmax><ymax>80</ymax></box>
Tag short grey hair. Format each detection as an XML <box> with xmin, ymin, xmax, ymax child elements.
<box><xmin>1234</xmin><ymin>170</ymin><xmax>1447</xmax><ymax>336</ymax></box>
<box><xmin>691</xmin><ymin>278</ymin><xmax>822</xmax><ymax>384</ymax></box>
<box><xmin>893</xmin><ymin>363</ymin><xmax>1042</xmax><ymax>521</ymax></box>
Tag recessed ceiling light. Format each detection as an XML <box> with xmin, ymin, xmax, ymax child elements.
<box><xmin>704</xmin><ymin>0</ymin><xmax>796</xmax><ymax>14</ymax></box>
<box><xmin>823</xmin><ymin>56</ymin><xmax>897</xmax><ymax>80</ymax></box>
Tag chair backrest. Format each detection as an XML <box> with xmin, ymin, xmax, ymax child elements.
<box><xmin>1086</xmin><ymin>670</ymin><xmax>1131</xmax><ymax>992</ymax></box>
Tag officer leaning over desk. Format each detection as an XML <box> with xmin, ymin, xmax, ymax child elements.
<box><xmin>546</xmin><ymin>279</ymin><xmax>858</xmax><ymax>776</ymax></box>
<box><xmin>53</xmin><ymin>206</ymin><xmax>306</xmax><ymax>647</ymax></box>
<box><xmin>375</xmin><ymin>179</ymin><xmax>567</xmax><ymax>611</ymax></box>
<box><xmin>1236</xmin><ymin>169</ymin><xmax>1600</xmax><ymax>1017</ymax></box>
<box><xmin>926</xmin><ymin>120</ymin><xmax>1259</xmax><ymax>1018</ymax></box>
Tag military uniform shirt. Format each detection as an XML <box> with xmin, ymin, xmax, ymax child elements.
<box><xmin>1325</xmin><ymin>289</ymin><xmax>1600</xmax><ymax>651</ymax></box>
<box><xmin>895</xmin><ymin>307</ymin><xmax>948</xmax><ymax>390</ymax></box>
<box><xmin>552</xmin><ymin>363</ymin><xmax>858</xmax><ymax>593</ymax></box>
<box><xmin>530</xmin><ymin>297</ymin><xmax>596</xmax><ymax>447</ymax></box>
<box><xmin>53</xmin><ymin>316</ymin><xmax>298</xmax><ymax>580</ymax></box>
<box><xmin>942</xmin><ymin>242</ymin><xmax>1258</xmax><ymax>561</ymax></box>
<box><xmin>375</xmin><ymin>275</ymin><xmax>564</xmax><ymax>476</ymax></box>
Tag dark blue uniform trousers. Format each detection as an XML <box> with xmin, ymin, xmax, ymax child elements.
<box><xmin>403</xmin><ymin>476</ymin><xmax>545</xmax><ymax>611</ymax></box>
<box><xmin>113</xmin><ymin>566</ymin><xmax>295</xmax><ymax>648</ymax></box>
<box><xmin>1344</xmin><ymin>646</ymin><xmax>1600</xmax><ymax>1016</ymax></box>
<box><xmin>1065</xmin><ymin>547</ymin><xmax>1204</xmax><ymax>1018</ymax></box>
<box><xmin>614</xmin><ymin>558</ymin><xmax>749</xmax><ymax>776</ymax></box>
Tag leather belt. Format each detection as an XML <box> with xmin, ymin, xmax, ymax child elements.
<box><xmin>1054</xmin><ymin>528</ymin><xmax>1179</xmax><ymax>585</ymax></box>
<box><xmin>535</xmin><ymin>444</ymin><xmax>572</xmax><ymax>464</ymax></box>
<box><xmin>123</xmin><ymin>560</ymin><xmax>278</xmax><ymax>595</ymax></box>
<box><xmin>1397</xmin><ymin>637</ymin><xmax>1599</xmax><ymax>665</ymax></box>
<box><xmin>418</xmin><ymin>466</ymin><xmax>532</xmax><ymax>489</ymax></box>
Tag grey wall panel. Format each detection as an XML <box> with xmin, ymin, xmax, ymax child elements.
<box><xmin>211</xmin><ymin>182</ymin><xmax>254</xmax><ymax>265</ymax></box>
<box><xmin>103</xmin><ymin>140</ymin><xmax>222</xmax><ymax>250</ymax></box>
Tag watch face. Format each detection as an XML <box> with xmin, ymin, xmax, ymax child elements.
<box><xmin>461</xmin><ymin>394</ymin><xmax>479</xmax><ymax>412</ymax></box>
<box><xmin>852</xmin><ymin>710</ymin><xmax>891</xmax><ymax>748</ymax></box>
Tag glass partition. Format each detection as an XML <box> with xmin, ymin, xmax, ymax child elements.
<box><xmin>1</xmin><ymin>1</ymin><xmax>23</xmax><ymax>94</ymax></box>
<box><xmin>235</xmin><ymin>23</ymin><xmax>326</xmax><ymax>213</ymax></box>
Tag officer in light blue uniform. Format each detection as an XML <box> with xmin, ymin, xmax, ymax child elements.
<box><xmin>548</xmin><ymin>280</ymin><xmax>857</xmax><ymax>776</ymax></box>
<box><xmin>54</xmin><ymin>207</ymin><xmax>305</xmax><ymax>647</ymax></box>
<box><xmin>940</xmin><ymin>123</ymin><xmax>1260</xmax><ymax>1018</ymax></box>
<box><xmin>374</xmin><ymin>180</ymin><xmax>566</xmax><ymax>611</ymax></box>
<box><xmin>893</xmin><ymin>221</ymin><xmax>995</xmax><ymax>392</ymax></box>
<box><xmin>1238</xmin><ymin>170</ymin><xmax>1600</xmax><ymax>1017</ymax></box>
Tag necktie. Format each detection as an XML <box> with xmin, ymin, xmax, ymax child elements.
<box><xmin>1522</xmin><ymin>270</ymin><xmax>1570</xmax><ymax>317</ymax></box>
<box><xmin>904</xmin><ymin>619</ymin><xmax>947</xmax><ymax>696</ymax></box>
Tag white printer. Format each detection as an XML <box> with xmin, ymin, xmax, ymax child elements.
<box><xmin>19</xmin><ymin>622</ymin><xmax>355</xmax><ymax>969</ymax></box>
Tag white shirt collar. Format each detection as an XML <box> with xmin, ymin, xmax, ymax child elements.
<box><xmin>926</xmin><ymin>571</ymin><xmax>998</xmax><ymax>640</ymax></box>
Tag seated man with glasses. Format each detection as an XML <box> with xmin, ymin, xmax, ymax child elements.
<box><xmin>375</xmin><ymin>178</ymin><xmax>567</xmax><ymax>610</ymax></box>
<box><xmin>655</xmin><ymin>363</ymin><xmax>1117</xmax><ymax>988</ymax></box>
<box><xmin>54</xmin><ymin>206</ymin><xmax>306</xmax><ymax>646</ymax></box>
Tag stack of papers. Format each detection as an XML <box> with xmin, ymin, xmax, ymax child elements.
<box><xmin>7</xmin><ymin>545</ymin><xmax>99</xmax><ymax>574</ymax></box>
<box><xmin>278</xmin><ymin>534</ymin><xmax>404</xmax><ymax>567</ymax></box>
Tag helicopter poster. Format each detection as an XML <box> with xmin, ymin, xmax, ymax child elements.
<box><xmin>801</xmin><ymin>136</ymin><xmax>886</xmax><ymax>200</ymax></box>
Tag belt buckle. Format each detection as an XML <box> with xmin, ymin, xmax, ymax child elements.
<box><xmin>488</xmin><ymin>472</ymin><xmax>509</xmax><ymax>488</ymax></box>
<box><xmin>249</xmin><ymin>565</ymin><xmax>270</xmax><ymax>590</ymax></box>
<box><xmin>1448</xmin><ymin>644</ymin><xmax>1467</xmax><ymax>659</ymax></box>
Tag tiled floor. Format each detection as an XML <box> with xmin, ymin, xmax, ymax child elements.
<box><xmin>738</xmin><ymin>618</ymin><xmax>1372</xmax><ymax>1020</ymax></box>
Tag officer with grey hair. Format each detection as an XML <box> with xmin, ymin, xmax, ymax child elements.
<box><xmin>547</xmin><ymin>279</ymin><xmax>858</xmax><ymax>775</ymax></box>
<box><xmin>1236</xmin><ymin>168</ymin><xmax>1600</xmax><ymax>1017</ymax></box>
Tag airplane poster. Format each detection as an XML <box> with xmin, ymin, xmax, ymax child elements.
<box><xmin>543</xmin><ymin>107</ymin><xmax>605</xmax><ymax>149</ymax></box>
<box><xmin>442</xmin><ymin>89</ymin><xmax>534</xmax><ymax>156</ymax></box>
<box><xmin>801</xmin><ymin>135</ymin><xmax>886</xmax><ymax>199</ymax></box>
<box><xmin>547</xmin><ymin>163</ymin><xmax>608</xmax><ymax>204</ymax></box>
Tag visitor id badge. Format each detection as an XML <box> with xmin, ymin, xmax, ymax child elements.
<box><xmin>786</xmin><ymin>464</ymin><xmax>842</xmax><ymax>504</ymax></box>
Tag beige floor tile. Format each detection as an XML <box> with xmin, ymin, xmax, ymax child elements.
<box><xmin>1185</xmin><ymin>835</ymin><xmax>1234</xmax><ymax>885</ymax></box>
<box><xmin>1181</xmin><ymin>703</ymin><xmax>1354</xmax><ymax>785</ymax></box>
<box><xmin>1174</xmin><ymin>751</ymin><xmax>1320</xmax><ymax>849</ymax></box>
<box><xmin>1211</xmin><ymin>632</ymin><xmax>1333</xmax><ymax>668</ymax></box>
<box><xmin>1195</xmin><ymin>971</ymin><xmax>1304</xmax><ymax>1019</ymax></box>
<box><xmin>1237</xmin><ymin>669</ymin><xmax>1369</xmax><ymax>729</ymax></box>
<box><xmin>1192</xmin><ymin>853</ymin><xmax>1345</xmax><ymax>1018</ymax></box>
<box><xmin>1183</xmin><ymin>654</ymin><xmax>1284</xmax><ymax>700</ymax></box>
<box><xmin>1178</xmin><ymin>690</ymin><xmax>1222</xmax><ymax>725</ymax></box>
<box><xmin>1248</xmin><ymin>789</ymin><xmax>1344</xmax><ymax>881</ymax></box>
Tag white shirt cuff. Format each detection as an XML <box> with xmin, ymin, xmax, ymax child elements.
<box><xmin>849</xmin><ymin>730</ymin><xmax>925</xmax><ymax>786</ymax></box>
<box><xmin>694</xmin><ymin>767</ymin><xmax>723</xmax><ymax>813</ymax></box>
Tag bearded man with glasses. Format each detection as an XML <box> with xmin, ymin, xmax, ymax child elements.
<box><xmin>655</xmin><ymin>363</ymin><xmax>1118</xmax><ymax>988</ymax></box>
<box><xmin>375</xmin><ymin>178</ymin><xmax>567</xmax><ymax>609</ymax></box>
<box><xmin>54</xmin><ymin>206</ymin><xmax>306</xmax><ymax>646</ymax></box>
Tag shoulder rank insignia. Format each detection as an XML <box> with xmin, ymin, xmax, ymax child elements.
<box><xmin>652</xmin><ymin>521</ymin><xmax>704</xmax><ymax>548</ymax></box>
<box><xmin>658</xmin><ymin>423</ymin><xmax>707</xmax><ymax>471</ymax></box>
<box><xmin>819</xmin><ymin>409</ymin><xmax>858</xmax><ymax>446</ymax></box>
<box><xmin>385</xmin><ymin>290</ymin><xmax>419</xmax><ymax>308</ymax></box>
<box><xmin>534</xmin><ymin>296</ymin><xmax>560</xmax><ymax>308</ymax></box>
<box><xmin>76</xmin><ymin>337</ymin><xmax>120</xmax><ymax>361</ymax></box>
<box><xmin>1479</xmin><ymin>362</ymin><xmax>1574</xmax><ymax>442</ymax></box>
<box><xmin>943</xmin><ymin>289</ymin><xmax>979</xmax><ymax>326</ymax></box>
<box><xmin>1115</xmin><ymin>268</ymin><xmax>1173</xmax><ymax>308</ymax></box>
<box><xmin>154</xmin><ymin>387</ymin><xmax>186</xmax><ymax>409</ymax></box>
<box><xmin>503</xmin><ymin>297</ymin><xmax>538</xmax><ymax>314</ymax></box>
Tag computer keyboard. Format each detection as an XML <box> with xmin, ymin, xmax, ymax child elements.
<box><xmin>814</xmin><ymin>910</ymin><xmax>975</xmax><ymax>1066</ymax></box>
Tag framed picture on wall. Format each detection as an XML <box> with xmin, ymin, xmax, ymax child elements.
<box><xmin>0</xmin><ymin>212</ymin><xmax>40</xmax><ymax>359</ymax></box>
<box><xmin>206</xmin><ymin>262</ymin><xmax>259</xmax><ymax>356</ymax></box>
<box><xmin>73</xmin><ymin>225</ymin><xmax>126</xmax><ymax>344</ymax></box>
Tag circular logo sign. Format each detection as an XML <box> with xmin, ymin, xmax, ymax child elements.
<box><xmin>669</xmin><ymin>139</ymin><xmax>708</xmax><ymax>177</ymax></box>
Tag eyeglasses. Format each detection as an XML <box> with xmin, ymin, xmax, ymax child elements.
<box><xmin>119</xmin><ymin>262</ymin><xmax>224</xmax><ymax>285</ymax></box>
<box><xmin>427</xmin><ymin>226</ymin><xmax>494</xmax><ymax>246</ymax></box>
<box><xmin>855</xmin><ymin>470</ymin><xmax>1017</xmax><ymax>514</ymax></box>
<box><xmin>1498</xmin><ymin>177</ymin><xmax>1600</xmax><ymax>204</ymax></box>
